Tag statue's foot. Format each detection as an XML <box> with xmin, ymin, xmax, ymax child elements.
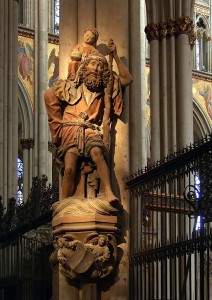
<box><xmin>105</xmin><ymin>187</ymin><xmax>121</xmax><ymax>206</ymax></box>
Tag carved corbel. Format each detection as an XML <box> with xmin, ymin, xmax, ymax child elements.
<box><xmin>54</xmin><ymin>233</ymin><xmax>117</xmax><ymax>281</ymax></box>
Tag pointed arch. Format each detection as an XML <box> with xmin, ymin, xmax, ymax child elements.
<box><xmin>193</xmin><ymin>97</ymin><xmax>212</xmax><ymax>139</ymax></box>
<box><xmin>18</xmin><ymin>77</ymin><xmax>33</xmax><ymax>139</ymax></box>
<box><xmin>18</xmin><ymin>78</ymin><xmax>34</xmax><ymax>202</ymax></box>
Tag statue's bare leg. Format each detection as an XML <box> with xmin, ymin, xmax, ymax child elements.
<box><xmin>62</xmin><ymin>151</ymin><xmax>78</xmax><ymax>199</ymax></box>
<box><xmin>90</xmin><ymin>147</ymin><xmax>120</xmax><ymax>204</ymax></box>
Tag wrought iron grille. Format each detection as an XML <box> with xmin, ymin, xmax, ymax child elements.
<box><xmin>0</xmin><ymin>176</ymin><xmax>57</xmax><ymax>299</ymax></box>
<box><xmin>0</xmin><ymin>176</ymin><xmax>59</xmax><ymax>237</ymax></box>
<box><xmin>125</xmin><ymin>135</ymin><xmax>212</xmax><ymax>300</ymax></box>
<box><xmin>0</xmin><ymin>235</ymin><xmax>52</xmax><ymax>300</ymax></box>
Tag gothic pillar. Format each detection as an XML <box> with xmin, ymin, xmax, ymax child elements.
<box><xmin>34</xmin><ymin>0</ymin><xmax>52</xmax><ymax>181</ymax></box>
<box><xmin>145</xmin><ymin>0</ymin><xmax>195</xmax><ymax>161</ymax></box>
<box><xmin>149</xmin><ymin>39</ymin><xmax>161</xmax><ymax>160</ymax></box>
<box><xmin>23</xmin><ymin>0</ymin><xmax>35</xmax><ymax>29</ymax></box>
<box><xmin>48</xmin><ymin>0</ymin><xmax>55</xmax><ymax>34</ymax></box>
<box><xmin>54</xmin><ymin>1</ymin><xmax>134</xmax><ymax>299</ymax></box>
<box><xmin>0</xmin><ymin>0</ymin><xmax>19</xmax><ymax>205</ymax></box>
<box><xmin>129</xmin><ymin>0</ymin><xmax>147</xmax><ymax>171</ymax></box>
<box><xmin>128</xmin><ymin>1</ymin><xmax>146</xmax><ymax>299</ymax></box>
<box><xmin>175</xmin><ymin>27</ymin><xmax>194</xmax><ymax>148</ymax></box>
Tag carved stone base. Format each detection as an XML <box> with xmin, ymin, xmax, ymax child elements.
<box><xmin>52</xmin><ymin>196</ymin><xmax>118</xmax><ymax>235</ymax></box>
<box><xmin>50</xmin><ymin>197</ymin><xmax>119</xmax><ymax>300</ymax></box>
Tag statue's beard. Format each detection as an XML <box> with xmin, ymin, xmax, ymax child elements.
<box><xmin>83</xmin><ymin>71</ymin><xmax>104</xmax><ymax>91</ymax></box>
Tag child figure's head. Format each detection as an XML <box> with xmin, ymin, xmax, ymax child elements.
<box><xmin>83</xmin><ymin>27</ymin><xmax>99</xmax><ymax>45</ymax></box>
<box><xmin>70</xmin><ymin>49</ymin><xmax>82</xmax><ymax>61</ymax></box>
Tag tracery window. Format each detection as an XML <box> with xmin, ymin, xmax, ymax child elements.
<box><xmin>194</xmin><ymin>14</ymin><xmax>211</xmax><ymax>72</ymax></box>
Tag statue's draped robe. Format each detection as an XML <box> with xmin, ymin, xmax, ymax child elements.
<box><xmin>45</xmin><ymin>75</ymin><xmax>123</xmax><ymax>156</ymax></box>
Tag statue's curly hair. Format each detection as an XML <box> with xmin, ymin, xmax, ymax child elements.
<box><xmin>85</xmin><ymin>27</ymin><xmax>99</xmax><ymax>43</ymax></box>
<box><xmin>78</xmin><ymin>56</ymin><xmax>110</xmax><ymax>88</ymax></box>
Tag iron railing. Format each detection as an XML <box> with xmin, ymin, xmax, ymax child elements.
<box><xmin>0</xmin><ymin>176</ymin><xmax>58</xmax><ymax>299</ymax></box>
<box><xmin>0</xmin><ymin>235</ymin><xmax>52</xmax><ymax>300</ymax></box>
<box><xmin>126</xmin><ymin>135</ymin><xmax>212</xmax><ymax>300</ymax></box>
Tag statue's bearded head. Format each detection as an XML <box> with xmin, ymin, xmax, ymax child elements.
<box><xmin>79</xmin><ymin>53</ymin><xmax>110</xmax><ymax>91</ymax></box>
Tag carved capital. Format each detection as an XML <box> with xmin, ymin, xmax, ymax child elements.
<box><xmin>167</xmin><ymin>19</ymin><xmax>176</xmax><ymax>37</ymax></box>
<box><xmin>145</xmin><ymin>16</ymin><xmax>196</xmax><ymax>48</ymax></box>
<box><xmin>175</xmin><ymin>16</ymin><xmax>193</xmax><ymax>34</ymax></box>
<box><xmin>159</xmin><ymin>22</ymin><xmax>168</xmax><ymax>39</ymax></box>
<box><xmin>145</xmin><ymin>23</ymin><xmax>159</xmax><ymax>42</ymax></box>
<box><xmin>175</xmin><ymin>16</ymin><xmax>196</xmax><ymax>48</ymax></box>
<box><xmin>20</xmin><ymin>138</ymin><xmax>34</xmax><ymax>150</ymax></box>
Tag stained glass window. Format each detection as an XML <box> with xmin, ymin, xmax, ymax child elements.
<box><xmin>194</xmin><ymin>174</ymin><xmax>202</xmax><ymax>230</ymax></box>
<box><xmin>17</xmin><ymin>158</ymin><xmax>24</xmax><ymax>204</ymax></box>
<box><xmin>54</xmin><ymin>0</ymin><xmax>60</xmax><ymax>35</ymax></box>
<box><xmin>194</xmin><ymin>15</ymin><xmax>210</xmax><ymax>72</ymax></box>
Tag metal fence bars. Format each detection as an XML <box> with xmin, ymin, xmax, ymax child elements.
<box><xmin>0</xmin><ymin>235</ymin><xmax>52</xmax><ymax>300</ymax></box>
<box><xmin>126</xmin><ymin>135</ymin><xmax>212</xmax><ymax>300</ymax></box>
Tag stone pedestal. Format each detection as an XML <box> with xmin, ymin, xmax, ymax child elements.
<box><xmin>53</xmin><ymin>214</ymin><xmax>118</xmax><ymax>235</ymax></box>
<box><xmin>51</xmin><ymin>197</ymin><xmax>119</xmax><ymax>300</ymax></box>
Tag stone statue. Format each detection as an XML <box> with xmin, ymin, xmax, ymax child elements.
<box><xmin>54</xmin><ymin>233</ymin><xmax>116</xmax><ymax>280</ymax></box>
<box><xmin>68</xmin><ymin>27</ymin><xmax>99</xmax><ymax>81</ymax></box>
<box><xmin>44</xmin><ymin>35</ymin><xmax>132</xmax><ymax>204</ymax></box>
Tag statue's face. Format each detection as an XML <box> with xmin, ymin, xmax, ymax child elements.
<box><xmin>82</xmin><ymin>58</ymin><xmax>108</xmax><ymax>91</ymax></box>
<box><xmin>98</xmin><ymin>237</ymin><xmax>106</xmax><ymax>246</ymax></box>
<box><xmin>84</xmin><ymin>30</ymin><xmax>96</xmax><ymax>45</ymax></box>
<box><xmin>86</xmin><ymin>59</ymin><xmax>104</xmax><ymax>77</ymax></box>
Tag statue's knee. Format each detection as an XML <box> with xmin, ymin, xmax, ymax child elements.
<box><xmin>90</xmin><ymin>147</ymin><xmax>103</xmax><ymax>162</ymax></box>
<box><xmin>64</xmin><ymin>165</ymin><xmax>75</xmax><ymax>177</ymax></box>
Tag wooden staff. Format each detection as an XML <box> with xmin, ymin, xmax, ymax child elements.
<box><xmin>103</xmin><ymin>39</ymin><xmax>114</xmax><ymax>152</ymax></box>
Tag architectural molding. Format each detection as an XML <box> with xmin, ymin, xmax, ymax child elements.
<box><xmin>48</xmin><ymin>34</ymin><xmax>59</xmax><ymax>45</ymax></box>
<box><xmin>145</xmin><ymin>16</ymin><xmax>196</xmax><ymax>48</ymax></box>
<box><xmin>18</xmin><ymin>29</ymin><xmax>59</xmax><ymax>45</ymax></box>
<box><xmin>192</xmin><ymin>70</ymin><xmax>212</xmax><ymax>82</ymax></box>
<box><xmin>194</xmin><ymin>3</ymin><xmax>210</xmax><ymax>15</ymax></box>
<box><xmin>18</xmin><ymin>27</ymin><xmax>34</xmax><ymax>39</ymax></box>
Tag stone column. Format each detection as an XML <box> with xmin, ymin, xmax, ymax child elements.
<box><xmin>59</xmin><ymin>0</ymin><xmax>78</xmax><ymax>79</ymax></box>
<box><xmin>129</xmin><ymin>0</ymin><xmax>147</xmax><ymax>171</ymax></box>
<box><xmin>0</xmin><ymin>0</ymin><xmax>19</xmax><ymax>206</ymax></box>
<box><xmin>145</xmin><ymin>5</ymin><xmax>195</xmax><ymax>160</ymax></box>
<box><xmin>48</xmin><ymin>0</ymin><xmax>55</xmax><ymax>34</ymax></box>
<box><xmin>149</xmin><ymin>38</ymin><xmax>161</xmax><ymax>161</ymax></box>
<box><xmin>23</xmin><ymin>0</ymin><xmax>35</xmax><ymax>29</ymax></box>
<box><xmin>128</xmin><ymin>1</ymin><xmax>146</xmax><ymax>299</ymax></box>
<box><xmin>34</xmin><ymin>0</ymin><xmax>52</xmax><ymax>180</ymax></box>
<box><xmin>167</xmin><ymin>35</ymin><xmax>177</xmax><ymax>153</ymax></box>
<box><xmin>56</xmin><ymin>1</ymin><xmax>133</xmax><ymax>299</ymax></box>
<box><xmin>176</xmin><ymin>29</ymin><xmax>194</xmax><ymax>148</ymax></box>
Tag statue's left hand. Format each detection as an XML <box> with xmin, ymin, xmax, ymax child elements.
<box><xmin>107</xmin><ymin>39</ymin><xmax>117</xmax><ymax>57</ymax></box>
